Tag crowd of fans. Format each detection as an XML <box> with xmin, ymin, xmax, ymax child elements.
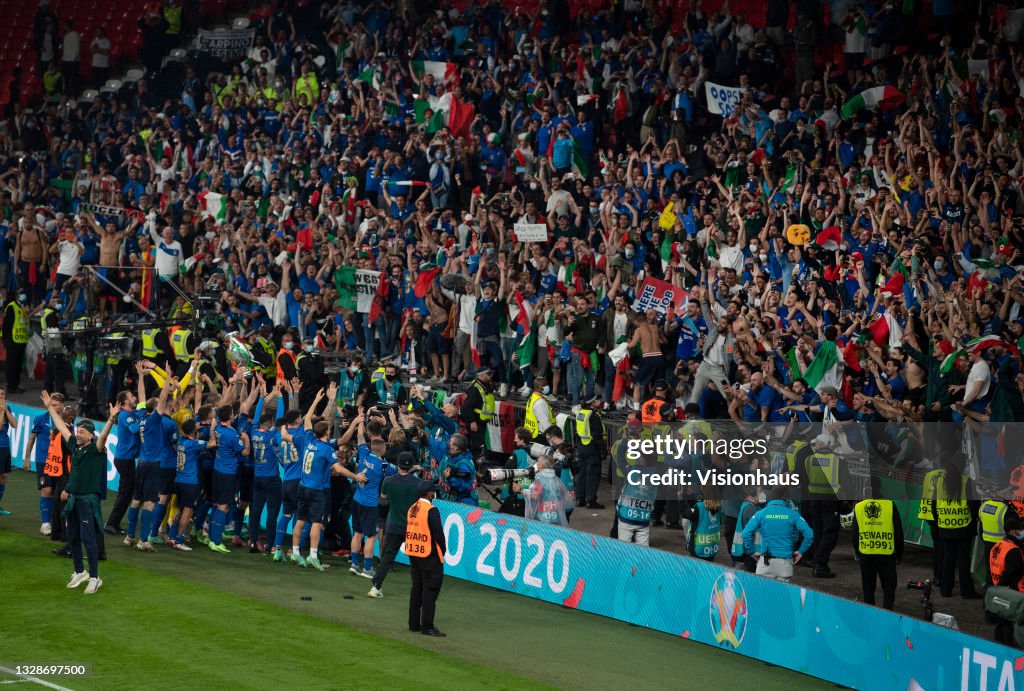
<box><xmin>1</xmin><ymin>0</ymin><xmax>1024</xmax><ymax>593</ymax></box>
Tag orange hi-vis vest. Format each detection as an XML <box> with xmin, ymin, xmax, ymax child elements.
<box><xmin>990</xmin><ymin>539</ymin><xmax>1024</xmax><ymax>590</ymax></box>
<box><xmin>43</xmin><ymin>432</ymin><xmax>66</xmax><ymax>477</ymax></box>
<box><xmin>276</xmin><ymin>347</ymin><xmax>296</xmax><ymax>382</ymax></box>
<box><xmin>641</xmin><ymin>398</ymin><xmax>665</xmax><ymax>424</ymax></box>
<box><xmin>405</xmin><ymin>498</ymin><xmax>443</xmax><ymax>563</ymax></box>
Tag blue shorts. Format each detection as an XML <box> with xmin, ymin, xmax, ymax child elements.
<box><xmin>297</xmin><ymin>486</ymin><xmax>328</xmax><ymax>524</ymax></box>
<box><xmin>353</xmin><ymin>501</ymin><xmax>379</xmax><ymax>536</ymax></box>
<box><xmin>634</xmin><ymin>354</ymin><xmax>661</xmax><ymax>389</ymax></box>
<box><xmin>211</xmin><ymin>470</ymin><xmax>236</xmax><ymax>506</ymax></box>
<box><xmin>158</xmin><ymin>467</ymin><xmax>176</xmax><ymax>496</ymax></box>
<box><xmin>282</xmin><ymin>479</ymin><xmax>300</xmax><ymax>515</ymax></box>
<box><xmin>175</xmin><ymin>483</ymin><xmax>201</xmax><ymax>510</ymax></box>
<box><xmin>425</xmin><ymin>323</ymin><xmax>451</xmax><ymax>355</ymax></box>
<box><xmin>0</xmin><ymin>447</ymin><xmax>11</xmax><ymax>474</ymax></box>
<box><xmin>133</xmin><ymin>462</ymin><xmax>162</xmax><ymax>503</ymax></box>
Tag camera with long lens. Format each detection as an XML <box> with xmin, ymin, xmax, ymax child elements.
<box><xmin>527</xmin><ymin>442</ymin><xmax>578</xmax><ymax>474</ymax></box>
<box><xmin>485</xmin><ymin>467</ymin><xmax>536</xmax><ymax>484</ymax></box>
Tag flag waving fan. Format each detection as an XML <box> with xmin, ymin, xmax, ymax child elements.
<box><xmin>841</xmin><ymin>86</ymin><xmax>906</xmax><ymax>119</ymax></box>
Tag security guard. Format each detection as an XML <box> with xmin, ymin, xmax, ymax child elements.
<box><xmin>1</xmin><ymin>292</ymin><xmax>31</xmax><ymax>392</ymax></box>
<box><xmin>41</xmin><ymin>294</ymin><xmax>67</xmax><ymax>395</ymax></box>
<box><xmin>785</xmin><ymin>439</ymin><xmax>812</xmax><ymax>506</ymax></box>
<box><xmin>742</xmin><ymin>486</ymin><xmax>814</xmax><ymax>582</ymax></box>
<box><xmin>523</xmin><ymin>377</ymin><xmax>552</xmax><ymax>441</ymax></box>
<box><xmin>853</xmin><ymin>479</ymin><xmax>904</xmax><ymax>610</ymax></box>
<box><xmin>405</xmin><ymin>480</ymin><xmax>447</xmax><ymax>637</ymax></box>
<box><xmin>918</xmin><ymin>466</ymin><xmax>945</xmax><ymax>585</ymax></box>
<box><xmin>139</xmin><ymin>327</ymin><xmax>173</xmax><ymax>395</ymax></box>
<box><xmin>459</xmin><ymin>368</ymin><xmax>495</xmax><ymax>452</ymax></box>
<box><xmin>253</xmin><ymin>325</ymin><xmax>277</xmax><ymax>380</ymax></box>
<box><xmin>295</xmin><ymin>338</ymin><xmax>328</xmax><ymax>413</ymax></box>
<box><xmin>988</xmin><ymin>511</ymin><xmax>1024</xmax><ymax>644</ymax></box>
<box><xmin>804</xmin><ymin>438</ymin><xmax>851</xmax><ymax>579</ymax></box>
<box><xmin>572</xmin><ymin>398</ymin><xmax>606</xmax><ymax>510</ymax></box>
<box><xmin>934</xmin><ymin>455</ymin><xmax>981</xmax><ymax>599</ymax></box>
<box><xmin>640</xmin><ymin>380</ymin><xmax>670</xmax><ymax>425</ymax></box>
<box><xmin>276</xmin><ymin>332</ymin><xmax>298</xmax><ymax>386</ymax></box>
<box><xmin>169</xmin><ymin>326</ymin><xmax>196</xmax><ymax>376</ymax></box>
<box><xmin>979</xmin><ymin>499</ymin><xmax>1011</xmax><ymax>582</ymax></box>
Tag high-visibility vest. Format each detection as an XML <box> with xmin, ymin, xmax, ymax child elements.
<box><xmin>918</xmin><ymin>469</ymin><xmax>943</xmax><ymax>521</ymax></box>
<box><xmin>989</xmin><ymin>539</ymin><xmax>1024</xmax><ymax>590</ymax></box>
<box><xmin>524</xmin><ymin>392</ymin><xmax>549</xmax><ymax>438</ymax></box>
<box><xmin>786</xmin><ymin>440</ymin><xmax>809</xmax><ymax>473</ymax></box>
<box><xmin>170</xmin><ymin>329</ymin><xmax>191</xmax><ymax>362</ymax></box>
<box><xmin>691</xmin><ymin>502</ymin><xmax>721</xmax><ymax>558</ymax></box>
<box><xmin>641</xmin><ymin>398</ymin><xmax>664</xmax><ymax>424</ymax></box>
<box><xmin>104</xmin><ymin>331</ymin><xmax>125</xmax><ymax>365</ymax></box>
<box><xmin>404</xmin><ymin>498</ymin><xmax>442</xmax><ymax>563</ymax></box>
<box><xmin>612</xmin><ymin>438</ymin><xmax>636</xmax><ymax>478</ymax></box>
<box><xmin>806</xmin><ymin>453</ymin><xmax>840</xmax><ymax>495</ymax></box>
<box><xmin>471</xmin><ymin>381</ymin><xmax>495</xmax><ymax>422</ymax></box>
<box><xmin>575</xmin><ymin>410</ymin><xmax>593</xmax><ymax>446</ymax></box>
<box><xmin>276</xmin><ymin>347</ymin><xmax>296</xmax><ymax>382</ymax></box>
<box><xmin>6</xmin><ymin>302</ymin><xmax>29</xmax><ymax>344</ymax></box>
<box><xmin>980</xmin><ymin>500</ymin><xmax>1008</xmax><ymax>543</ymax></box>
<box><xmin>43</xmin><ymin>433</ymin><xmax>65</xmax><ymax>477</ymax></box>
<box><xmin>163</xmin><ymin>4</ymin><xmax>182</xmax><ymax>34</ymax></box>
<box><xmin>855</xmin><ymin>499</ymin><xmax>896</xmax><ymax>555</ymax></box>
<box><xmin>140</xmin><ymin>329</ymin><xmax>160</xmax><ymax>358</ymax></box>
<box><xmin>256</xmin><ymin>337</ymin><xmax>276</xmax><ymax>376</ymax></box>
<box><xmin>934</xmin><ymin>474</ymin><xmax>972</xmax><ymax>530</ymax></box>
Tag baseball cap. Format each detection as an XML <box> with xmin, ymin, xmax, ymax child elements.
<box><xmin>417</xmin><ymin>480</ymin><xmax>438</xmax><ymax>496</ymax></box>
<box><xmin>819</xmin><ymin>386</ymin><xmax>840</xmax><ymax>397</ymax></box>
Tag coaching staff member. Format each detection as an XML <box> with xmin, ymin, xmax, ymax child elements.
<box><xmin>405</xmin><ymin>480</ymin><xmax>446</xmax><ymax>637</ymax></box>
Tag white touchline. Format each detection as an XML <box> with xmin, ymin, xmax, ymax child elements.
<box><xmin>0</xmin><ymin>668</ymin><xmax>74</xmax><ymax>691</ymax></box>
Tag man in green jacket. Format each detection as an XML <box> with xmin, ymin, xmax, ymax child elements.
<box><xmin>41</xmin><ymin>390</ymin><xmax>116</xmax><ymax>595</ymax></box>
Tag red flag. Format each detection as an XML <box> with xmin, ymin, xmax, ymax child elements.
<box><xmin>880</xmin><ymin>272</ymin><xmax>904</xmax><ymax>298</ymax></box>
<box><xmin>368</xmin><ymin>272</ymin><xmax>390</xmax><ymax>324</ymax></box>
<box><xmin>815</xmin><ymin>225</ymin><xmax>841</xmax><ymax>251</ymax></box>
<box><xmin>449</xmin><ymin>95</ymin><xmax>476</xmax><ymax>140</ymax></box>
<box><xmin>514</xmin><ymin>291</ymin><xmax>531</xmax><ymax>336</ymax></box>
<box><xmin>414</xmin><ymin>265</ymin><xmax>441</xmax><ymax>298</ymax></box>
<box><xmin>613</xmin><ymin>87</ymin><xmax>629</xmax><ymax>124</ymax></box>
<box><xmin>842</xmin><ymin>340</ymin><xmax>862</xmax><ymax>372</ymax></box>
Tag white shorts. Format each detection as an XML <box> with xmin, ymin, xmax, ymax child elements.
<box><xmin>617</xmin><ymin>522</ymin><xmax>650</xmax><ymax>546</ymax></box>
<box><xmin>755</xmin><ymin>556</ymin><xmax>794</xmax><ymax>582</ymax></box>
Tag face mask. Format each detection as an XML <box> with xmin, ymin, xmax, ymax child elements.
<box><xmin>17</xmin><ymin>293</ymin><xmax>27</xmax><ymax>303</ymax></box>
<box><xmin>749</xmin><ymin>244</ymin><xmax>758</xmax><ymax>253</ymax></box>
<box><xmin>386</xmin><ymin>374</ymin><xmax>395</xmax><ymax>381</ymax></box>
<box><xmin>933</xmin><ymin>260</ymin><xmax>943</xmax><ymax>270</ymax></box>
<box><xmin>304</xmin><ymin>345</ymin><xmax>314</xmax><ymax>353</ymax></box>
<box><xmin>759</xmin><ymin>253</ymin><xmax>768</xmax><ymax>262</ymax></box>
<box><xmin>348</xmin><ymin>366</ymin><xmax>359</xmax><ymax>374</ymax></box>
<box><xmin>283</xmin><ymin>342</ymin><xmax>294</xmax><ymax>350</ymax></box>
<box><xmin>624</xmin><ymin>249</ymin><xmax>634</xmax><ymax>258</ymax></box>
<box><xmin>529</xmin><ymin>182</ymin><xmax>538</xmax><ymax>191</ymax></box>
<box><xmin>435</xmin><ymin>152</ymin><xmax>444</xmax><ymax>161</ymax></box>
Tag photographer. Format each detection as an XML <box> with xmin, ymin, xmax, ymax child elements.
<box><xmin>426</xmin><ymin>432</ymin><xmax>477</xmax><ymax>507</ymax></box>
<box><xmin>498</xmin><ymin>428</ymin><xmax>534</xmax><ymax>516</ymax></box>
<box><xmin>525</xmin><ymin>456</ymin><xmax>570</xmax><ymax>528</ymax></box>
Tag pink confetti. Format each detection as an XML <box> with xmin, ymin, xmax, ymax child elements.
<box><xmin>681</xmin><ymin>630</ymin><xmax>691</xmax><ymax>639</ymax></box>
<box><xmin>1015</xmin><ymin>657</ymin><xmax>1024</xmax><ymax>672</ymax></box>
<box><xmin>591</xmin><ymin>537</ymin><xmax>597</xmax><ymax>548</ymax></box>
<box><xmin>905</xmin><ymin>637</ymin><xmax>913</xmax><ymax>649</ymax></box>
<box><xmin>466</xmin><ymin>508</ymin><xmax>483</xmax><ymax>524</ymax></box>
<box><xmin>631</xmin><ymin>565</ymin><xmax>637</xmax><ymax>575</ymax></box>
<box><xmin>497</xmin><ymin>518</ymin><xmax>506</xmax><ymax>525</ymax></box>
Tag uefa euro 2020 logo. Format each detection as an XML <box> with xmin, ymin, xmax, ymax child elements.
<box><xmin>709</xmin><ymin>572</ymin><xmax>748</xmax><ymax>648</ymax></box>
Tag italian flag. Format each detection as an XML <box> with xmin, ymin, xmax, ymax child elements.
<box><xmin>356</xmin><ymin>67</ymin><xmax>380</xmax><ymax>90</ymax></box>
<box><xmin>198</xmin><ymin>191</ymin><xmax>227</xmax><ymax>224</ymax></box>
<box><xmin>802</xmin><ymin>340</ymin><xmax>843</xmax><ymax>393</ymax></box>
<box><xmin>486</xmin><ymin>401</ymin><xmax>516</xmax><ymax>453</ymax></box>
<box><xmin>939</xmin><ymin>336</ymin><xmax>1006</xmax><ymax>374</ymax></box>
<box><xmin>412</xmin><ymin>60</ymin><xmax>457</xmax><ymax>83</ymax></box>
<box><xmin>781</xmin><ymin>162</ymin><xmax>799</xmax><ymax>194</ymax></box>
<box><xmin>840</xmin><ymin>86</ymin><xmax>905</xmax><ymax>120</ymax></box>
<box><xmin>868</xmin><ymin>312</ymin><xmax>904</xmax><ymax>348</ymax></box>
<box><xmin>414</xmin><ymin>92</ymin><xmax>475</xmax><ymax>139</ymax></box>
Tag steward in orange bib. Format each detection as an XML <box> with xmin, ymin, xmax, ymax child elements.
<box><xmin>405</xmin><ymin>481</ymin><xmax>447</xmax><ymax>637</ymax></box>
<box><xmin>988</xmin><ymin>511</ymin><xmax>1024</xmax><ymax>644</ymax></box>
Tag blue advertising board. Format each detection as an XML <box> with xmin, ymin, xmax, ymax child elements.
<box><xmin>398</xmin><ymin>502</ymin><xmax>1024</xmax><ymax>691</ymax></box>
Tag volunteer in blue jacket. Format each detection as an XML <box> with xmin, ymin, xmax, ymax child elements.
<box><xmin>742</xmin><ymin>486</ymin><xmax>814</xmax><ymax>582</ymax></box>
<box><xmin>427</xmin><ymin>432</ymin><xmax>477</xmax><ymax>505</ymax></box>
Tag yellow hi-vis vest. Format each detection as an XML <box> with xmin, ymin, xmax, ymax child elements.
<box><xmin>472</xmin><ymin>381</ymin><xmax>495</xmax><ymax>422</ymax></box>
<box><xmin>524</xmin><ymin>392</ymin><xmax>549</xmax><ymax>438</ymax></box>
<box><xmin>934</xmin><ymin>474</ymin><xmax>971</xmax><ymax>530</ymax></box>
<box><xmin>170</xmin><ymin>329</ymin><xmax>191</xmax><ymax>362</ymax></box>
<box><xmin>855</xmin><ymin>499</ymin><xmax>896</xmax><ymax>555</ymax></box>
<box><xmin>979</xmin><ymin>500</ymin><xmax>1008</xmax><ymax>543</ymax></box>
<box><xmin>6</xmin><ymin>302</ymin><xmax>29</xmax><ymax>344</ymax></box>
<box><xmin>140</xmin><ymin>329</ymin><xmax>160</xmax><ymax>358</ymax></box>
<box><xmin>575</xmin><ymin>410</ymin><xmax>593</xmax><ymax>445</ymax></box>
<box><xmin>918</xmin><ymin>469</ymin><xmax>943</xmax><ymax>521</ymax></box>
<box><xmin>806</xmin><ymin>452</ymin><xmax>840</xmax><ymax>495</ymax></box>
<box><xmin>786</xmin><ymin>440</ymin><xmax>809</xmax><ymax>473</ymax></box>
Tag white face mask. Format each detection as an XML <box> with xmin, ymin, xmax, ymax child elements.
<box><xmin>759</xmin><ymin>253</ymin><xmax>768</xmax><ymax>262</ymax></box>
<box><xmin>749</xmin><ymin>244</ymin><xmax>758</xmax><ymax>253</ymax></box>
<box><xmin>283</xmin><ymin>341</ymin><xmax>294</xmax><ymax>350</ymax></box>
<box><xmin>529</xmin><ymin>182</ymin><xmax>538</xmax><ymax>191</ymax></box>
<box><xmin>348</xmin><ymin>366</ymin><xmax>358</xmax><ymax>374</ymax></box>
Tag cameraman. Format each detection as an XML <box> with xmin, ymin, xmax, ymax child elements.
<box><xmin>426</xmin><ymin>432</ymin><xmax>477</xmax><ymax>506</ymax></box>
<box><xmin>525</xmin><ymin>456</ymin><xmax>570</xmax><ymax>527</ymax></box>
<box><xmin>542</xmin><ymin>426</ymin><xmax>577</xmax><ymax>521</ymax></box>
<box><xmin>499</xmin><ymin>428</ymin><xmax>534</xmax><ymax>515</ymax></box>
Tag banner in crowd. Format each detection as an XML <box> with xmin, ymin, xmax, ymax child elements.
<box><xmin>78</xmin><ymin>202</ymin><xmax>143</xmax><ymax>220</ymax></box>
<box><xmin>335</xmin><ymin>267</ymin><xmax>382</xmax><ymax>313</ymax></box>
<box><xmin>193</xmin><ymin>28</ymin><xmax>256</xmax><ymax>59</ymax></box>
<box><xmin>396</xmin><ymin>501</ymin><xmax>1018</xmax><ymax>690</ymax></box>
<box><xmin>633</xmin><ymin>276</ymin><xmax>689</xmax><ymax>315</ymax></box>
<box><xmin>513</xmin><ymin>223</ymin><xmax>548</xmax><ymax>242</ymax></box>
<box><xmin>705</xmin><ymin>82</ymin><xmax>747</xmax><ymax>116</ymax></box>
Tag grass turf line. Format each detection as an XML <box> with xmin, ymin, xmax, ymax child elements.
<box><xmin>0</xmin><ymin>472</ymin><xmax>829</xmax><ymax>690</ymax></box>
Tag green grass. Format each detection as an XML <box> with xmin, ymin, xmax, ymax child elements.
<box><xmin>0</xmin><ymin>472</ymin><xmax>830</xmax><ymax>690</ymax></box>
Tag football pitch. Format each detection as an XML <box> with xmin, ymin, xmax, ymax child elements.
<box><xmin>0</xmin><ymin>473</ymin><xmax>830</xmax><ymax>690</ymax></box>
